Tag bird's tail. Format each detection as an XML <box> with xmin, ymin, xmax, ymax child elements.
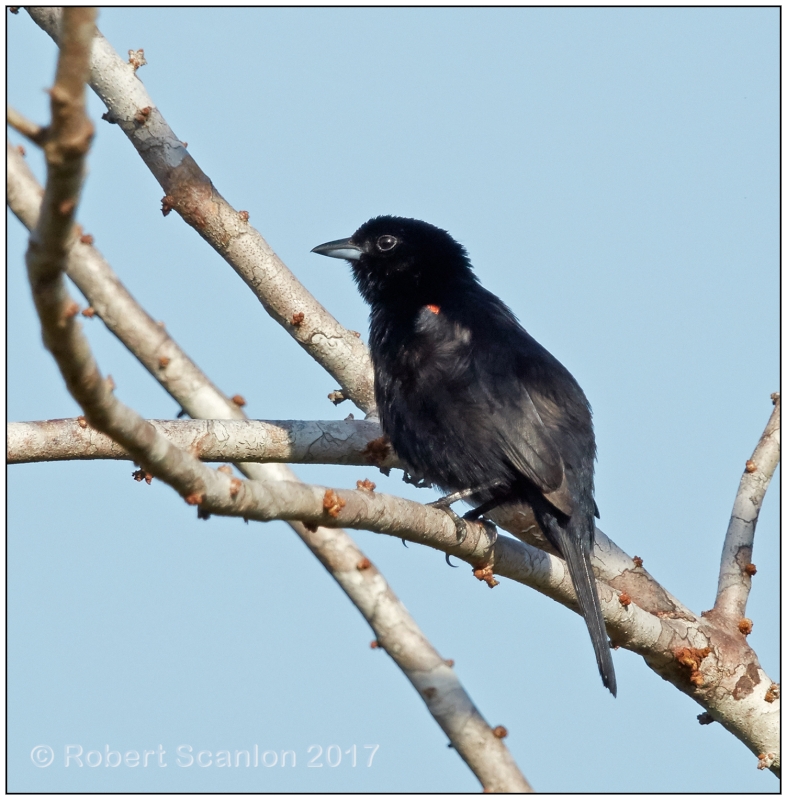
<box><xmin>543</xmin><ymin>515</ymin><xmax>617</xmax><ymax>696</ymax></box>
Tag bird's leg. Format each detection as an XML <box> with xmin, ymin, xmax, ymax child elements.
<box><xmin>429</xmin><ymin>480</ymin><xmax>505</xmax><ymax>509</ymax></box>
<box><xmin>463</xmin><ymin>493</ymin><xmax>509</xmax><ymax>521</ymax></box>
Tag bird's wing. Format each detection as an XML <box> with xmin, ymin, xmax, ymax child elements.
<box><xmin>480</xmin><ymin>378</ymin><xmax>575</xmax><ymax>516</ymax></box>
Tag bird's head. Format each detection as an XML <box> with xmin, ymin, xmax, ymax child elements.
<box><xmin>312</xmin><ymin>215</ymin><xmax>475</xmax><ymax>306</ymax></box>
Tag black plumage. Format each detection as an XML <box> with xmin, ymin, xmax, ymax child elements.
<box><xmin>312</xmin><ymin>215</ymin><xmax>616</xmax><ymax>695</ymax></box>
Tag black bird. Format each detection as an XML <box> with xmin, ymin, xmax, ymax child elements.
<box><xmin>312</xmin><ymin>216</ymin><xmax>616</xmax><ymax>695</ymax></box>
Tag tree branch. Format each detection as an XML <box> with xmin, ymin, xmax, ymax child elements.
<box><xmin>7</xmin><ymin>416</ymin><xmax>398</xmax><ymax>468</ymax></box>
<box><xmin>7</xmin><ymin>104</ymin><xmax>48</xmax><ymax>146</ymax></box>
<box><xmin>713</xmin><ymin>394</ymin><xmax>781</xmax><ymax>621</ymax></box>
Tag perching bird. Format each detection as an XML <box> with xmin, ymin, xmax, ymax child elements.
<box><xmin>312</xmin><ymin>216</ymin><xmax>616</xmax><ymax>695</ymax></box>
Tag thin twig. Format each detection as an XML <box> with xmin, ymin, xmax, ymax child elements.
<box><xmin>7</xmin><ymin>105</ymin><xmax>48</xmax><ymax>145</ymax></box>
<box><xmin>714</xmin><ymin>394</ymin><xmax>781</xmax><ymax>620</ymax></box>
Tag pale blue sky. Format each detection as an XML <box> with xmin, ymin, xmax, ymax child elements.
<box><xmin>8</xmin><ymin>7</ymin><xmax>779</xmax><ymax>792</ymax></box>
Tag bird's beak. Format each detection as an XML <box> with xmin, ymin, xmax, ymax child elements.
<box><xmin>311</xmin><ymin>237</ymin><xmax>362</xmax><ymax>262</ymax></box>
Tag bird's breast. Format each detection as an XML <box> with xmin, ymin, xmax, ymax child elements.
<box><xmin>370</xmin><ymin>308</ymin><xmax>507</xmax><ymax>490</ymax></box>
<box><xmin>377</xmin><ymin>306</ymin><xmax>475</xmax><ymax>391</ymax></box>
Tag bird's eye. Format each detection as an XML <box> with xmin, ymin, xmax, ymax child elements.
<box><xmin>376</xmin><ymin>235</ymin><xmax>398</xmax><ymax>252</ymax></box>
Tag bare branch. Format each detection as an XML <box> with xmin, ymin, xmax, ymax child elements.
<box><xmin>9</xmin><ymin>130</ymin><xmax>530</xmax><ymax>790</ymax></box>
<box><xmin>714</xmin><ymin>395</ymin><xmax>781</xmax><ymax>620</ymax></box>
<box><xmin>26</xmin><ymin>5</ymin><xmax>376</xmax><ymax>415</ymax></box>
<box><xmin>7</xmin><ymin>417</ymin><xmax>399</xmax><ymax>468</ymax></box>
<box><xmin>7</xmin><ymin>105</ymin><xmax>48</xmax><ymax>145</ymax></box>
<box><xmin>287</xmin><ymin>518</ymin><xmax>533</xmax><ymax>792</ymax></box>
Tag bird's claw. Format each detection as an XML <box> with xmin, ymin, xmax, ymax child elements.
<box><xmin>427</xmin><ymin>498</ymin><xmax>468</xmax><ymax>545</ymax></box>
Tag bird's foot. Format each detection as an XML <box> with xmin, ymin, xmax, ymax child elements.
<box><xmin>428</xmin><ymin>498</ymin><xmax>468</xmax><ymax>544</ymax></box>
<box><xmin>474</xmin><ymin>516</ymin><xmax>498</xmax><ymax>544</ymax></box>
